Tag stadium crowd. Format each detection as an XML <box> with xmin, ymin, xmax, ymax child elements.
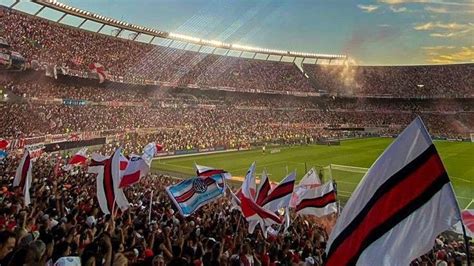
<box><xmin>0</xmin><ymin>4</ymin><xmax>472</xmax><ymax>266</ymax></box>
<box><xmin>303</xmin><ymin>64</ymin><xmax>474</xmax><ymax>98</ymax></box>
<box><xmin>0</xmin><ymin>7</ymin><xmax>314</xmax><ymax>93</ymax></box>
<box><xmin>0</xmin><ymin>150</ymin><xmax>470</xmax><ymax>266</ymax></box>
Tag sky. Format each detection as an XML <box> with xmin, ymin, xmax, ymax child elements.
<box><xmin>2</xmin><ymin>0</ymin><xmax>473</xmax><ymax>65</ymax></box>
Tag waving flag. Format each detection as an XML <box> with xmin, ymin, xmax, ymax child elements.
<box><xmin>229</xmin><ymin>188</ymin><xmax>242</xmax><ymax>211</ymax></box>
<box><xmin>240</xmin><ymin>163</ymin><xmax>284</xmax><ymax>237</ymax></box>
<box><xmin>88</xmin><ymin>148</ymin><xmax>129</xmax><ymax>214</ymax></box>
<box><xmin>260</xmin><ymin>171</ymin><xmax>296</xmax><ymax>212</ymax></box>
<box><xmin>119</xmin><ymin>155</ymin><xmax>149</xmax><ymax>188</ymax></box>
<box><xmin>295</xmin><ymin>181</ymin><xmax>337</xmax><ymax>217</ymax></box>
<box><xmin>325</xmin><ymin>117</ymin><xmax>461</xmax><ymax>266</ymax></box>
<box><xmin>290</xmin><ymin>168</ymin><xmax>321</xmax><ymax>208</ymax></box>
<box><xmin>255</xmin><ymin>170</ymin><xmax>271</xmax><ymax>205</ymax></box>
<box><xmin>453</xmin><ymin>209</ymin><xmax>474</xmax><ymax>237</ymax></box>
<box><xmin>13</xmin><ymin>151</ymin><xmax>32</xmax><ymax>205</ymax></box>
<box><xmin>195</xmin><ymin>163</ymin><xmax>232</xmax><ymax>179</ymax></box>
<box><xmin>461</xmin><ymin>210</ymin><xmax>474</xmax><ymax>236</ymax></box>
<box><xmin>241</xmin><ymin>193</ymin><xmax>283</xmax><ymax>237</ymax></box>
<box><xmin>142</xmin><ymin>142</ymin><xmax>157</xmax><ymax>165</ymax></box>
<box><xmin>241</xmin><ymin>162</ymin><xmax>257</xmax><ymax>200</ymax></box>
<box><xmin>166</xmin><ymin>174</ymin><xmax>225</xmax><ymax>217</ymax></box>
<box><xmin>119</xmin><ymin>143</ymin><xmax>156</xmax><ymax>188</ymax></box>
<box><xmin>88</xmin><ymin>62</ymin><xmax>108</xmax><ymax>83</ymax></box>
<box><xmin>64</xmin><ymin>148</ymin><xmax>88</xmax><ymax>171</ymax></box>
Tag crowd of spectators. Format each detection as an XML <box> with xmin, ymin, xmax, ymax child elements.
<box><xmin>303</xmin><ymin>64</ymin><xmax>474</xmax><ymax>98</ymax></box>
<box><xmin>0</xmin><ymin>146</ymin><xmax>470</xmax><ymax>266</ymax></box>
<box><xmin>0</xmin><ymin>7</ymin><xmax>314</xmax><ymax>93</ymax></box>
<box><xmin>0</xmin><ymin>4</ymin><xmax>472</xmax><ymax>266</ymax></box>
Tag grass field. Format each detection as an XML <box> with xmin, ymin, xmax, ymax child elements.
<box><xmin>151</xmin><ymin>137</ymin><xmax>474</xmax><ymax>209</ymax></box>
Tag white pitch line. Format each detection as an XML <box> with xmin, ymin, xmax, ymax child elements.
<box><xmin>450</xmin><ymin>176</ymin><xmax>472</xmax><ymax>183</ymax></box>
<box><xmin>465</xmin><ymin>199</ymin><xmax>474</xmax><ymax>210</ymax></box>
<box><xmin>155</xmin><ymin>162</ymin><xmax>195</xmax><ymax>170</ymax></box>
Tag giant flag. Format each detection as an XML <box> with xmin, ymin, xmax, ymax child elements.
<box><xmin>166</xmin><ymin>174</ymin><xmax>225</xmax><ymax>217</ymax></box>
<box><xmin>325</xmin><ymin>117</ymin><xmax>461</xmax><ymax>266</ymax></box>
<box><xmin>13</xmin><ymin>151</ymin><xmax>32</xmax><ymax>205</ymax></box>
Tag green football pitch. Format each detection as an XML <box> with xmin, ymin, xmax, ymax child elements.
<box><xmin>151</xmin><ymin>137</ymin><xmax>474</xmax><ymax>209</ymax></box>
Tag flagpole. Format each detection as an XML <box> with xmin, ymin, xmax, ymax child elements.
<box><xmin>459</xmin><ymin>219</ymin><xmax>471</xmax><ymax>266</ymax></box>
<box><xmin>148</xmin><ymin>190</ymin><xmax>154</xmax><ymax>224</ymax></box>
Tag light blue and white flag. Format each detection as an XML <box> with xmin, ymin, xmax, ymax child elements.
<box><xmin>166</xmin><ymin>174</ymin><xmax>225</xmax><ymax>217</ymax></box>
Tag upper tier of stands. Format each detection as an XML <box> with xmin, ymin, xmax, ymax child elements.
<box><xmin>303</xmin><ymin>63</ymin><xmax>474</xmax><ymax>98</ymax></box>
<box><xmin>1</xmin><ymin>7</ymin><xmax>314</xmax><ymax>93</ymax></box>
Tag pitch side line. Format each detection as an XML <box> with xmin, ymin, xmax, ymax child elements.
<box><xmin>465</xmin><ymin>199</ymin><xmax>474</xmax><ymax>210</ymax></box>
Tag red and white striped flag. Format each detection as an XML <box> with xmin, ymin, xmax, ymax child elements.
<box><xmin>13</xmin><ymin>151</ymin><xmax>32</xmax><ymax>205</ymax></box>
<box><xmin>325</xmin><ymin>117</ymin><xmax>461</xmax><ymax>265</ymax></box>
<box><xmin>295</xmin><ymin>181</ymin><xmax>337</xmax><ymax>217</ymax></box>
<box><xmin>88</xmin><ymin>148</ymin><xmax>129</xmax><ymax>215</ymax></box>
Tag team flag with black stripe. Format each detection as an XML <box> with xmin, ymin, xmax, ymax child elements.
<box><xmin>195</xmin><ymin>163</ymin><xmax>232</xmax><ymax>179</ymax></box>
<box><xmin>325</xmin><ymin>117</ymin><xmax>461</xmax><ymax>265</ymax></box>
<box><xmin>255</xmin><ymin>170</ymin><xmax>271</xmax><ymax>205</ymax></box>
<box><xmin>260</xmin><ymin>171</ymin><xmax>296</xmax><ymax>212</ymax></box>
<box><xmin>166</xmin><ymin>174</ymin><xmax>225</xmax><ymax>217</ymax></box>
<box><xmin>13</xmin><ymin>151</ymin><xmax>32</xmax><ymax>205</ymax></box>
<box><xmin>88</xmin><ymin>148</ymin><xmax>130</xmax><ymax>215</ymax></box>
<box><xmin>295</xmin><ymin>180</ymin><xmax>337</xmax><ymax>217</ymax></box>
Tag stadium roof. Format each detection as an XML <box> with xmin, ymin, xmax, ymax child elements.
<box><xmin>21</xmin><ymin>0</ymin><xmax>347</xmax><ymax>63</ymax></box>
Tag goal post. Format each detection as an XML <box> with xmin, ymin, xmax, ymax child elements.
<box><xmin>321</xmin><ymin>164</ymin><xmax>368</xmax><ymax>203</ymax></box>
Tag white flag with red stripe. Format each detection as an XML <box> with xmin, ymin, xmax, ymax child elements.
<box><xmin>64</xmin><ymin>147</ymin><xmax>88</xmax><ymax>171</ymax></box>
<box><xmin>119</xmin><ymin>143</ymin><xmax>156</xmax><ymax>188</ymax></box>
<box><xmin>295</xmin><ymin>181</ymin><xmax>337</xmax><ymax>217</ymax></box>
<box><xmin>13</xmin><ymin>151</ymin><xmax>32</xmax><ymax>205</ymax></box>
<box><xmin>119</xmin><ymin>154</ymin><xmax>149</xmax><ymax>188</ymax></box>
<box><xmin>88</xmin><ymin>148</ymin><xmax>129</xmax><ymax>214</ymax></box>
<box><xmin>325</xmin><ymin>117</ymin><xmax>461</xmax><ymax>266</ymax></box>
<box><xmin>290</xmin><ymin>168</ymin><xmax>322</xmax><ymax>208</ymax></box>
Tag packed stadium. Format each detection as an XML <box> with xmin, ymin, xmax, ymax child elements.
<box><xmin>0</xmin><ymin>0</ymin><xmax>472</xmax><ymax>265</ymax></box>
